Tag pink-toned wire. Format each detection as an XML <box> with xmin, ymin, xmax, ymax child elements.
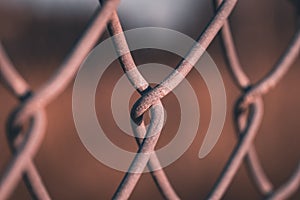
<box><xmin>207</xmin><ymin>98</ymin><xmax>264</xmax><ymax>200</ymax></box>
<box><xmin>0</xmin><ymin>42</ymin><xmax>50</xmax><ymax>200</ymax></box>
<box><xmin>0</xmin><ymin>109</ymin><xmax>47</xmax><ymax>200</ymax></box>
<box><xmin>130</xmin><ymin>0</ymin><xmax>238</xmax><ymax>122</ymax></box>
<box><xmin>100</xmin><ymin>5</ymin><xmax>180</xmax><ymax>199</ymax></box>
<box><xmin>0</xmin><ymin>1</ymin><xmax>119</xmax><ymax>199</ymax></box>
<box><xmin>113</xmin><ymin>0</ymin><xmax>238</xmax><ymax>199</ymax></box>
<box><xmin>207</xmin><ymin>1</ymin><xmax>300</xmax><ymax>198</ymax></box>
<box><xmin>14</xmin><ymin>0</ymin><xmax>120</xmax><ymax>125</ymax></box>
<box><xmin>0</xmin><ymin>0</ymin><xmax>299</xmax><ymax>199</ymax></box>
<box><xmin>213</xmin><ymin>0</ymin><xmax>273</xmax><ymax>194</ymax></box>
<box><xmin>267</xmin><ymin>163</ymin><xmax>300</xmax><ymax>200</ymax></box>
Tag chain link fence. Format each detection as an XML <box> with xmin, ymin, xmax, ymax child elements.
<box><xmin>0</xmin><ymin>0</ymin><xmax>299</xmax><ymax>199</ymax></box>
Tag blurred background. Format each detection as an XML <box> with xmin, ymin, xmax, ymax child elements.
<box><xmin>0</xmin><ymin>0</ymin><xmax>300</xmax><ymax>199</ymax></box>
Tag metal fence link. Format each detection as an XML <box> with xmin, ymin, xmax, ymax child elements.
<box><xmin>207</xmin><ymin>1</ymin><xmax>300</xmax><ymax>199</ymax></box>
<box><xmin>0</xmin><ymin>43</ymin><xmax>50</xmax><ymax>200</ymax></box>
<box><xmin>98</xmin><ymin>2</ymin><xmax>180</xmax><ymax>198</ymax></box>
<box><xmin>213</xmin><ymin>0</ymin><xmax>273</xmax><ymax>194</ymax></box>
<box><xmin>0</xmin><ymin>0</ymin><xmax>299</xmax><ymax>199</ymax></box>
<box><xmin>0</xmin><ymin>0</ymin><xmax>119</xmax><ymax>199</ymax></box>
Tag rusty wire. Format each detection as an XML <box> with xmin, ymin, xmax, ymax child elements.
<box><xmin>0</xmin><ymin>0</ymin><xmax>300</xmax><ymax>199</ymax></box>
<box><xmin>206</xmin><ymin>1</ymin><xmax>300</xmax><ymax>199</ymax></box>
<box><xmin>0</xmin><ymin>0</ymin><xmax>119</xmax><ymax>199</ymax></box>
<box><xmin>0</xmin><ymin>43</ymin><xmax>50</xmax><ymax>200</ymax></box>
<box><xmin>213</xmin><ymin>0</ymin><xmax>273</xmax><ymax>195</ymax></box>
<box><xmin>100</xmin><ymin>3</ymin><xmax>180</xmax><ymax>199</ymax></box>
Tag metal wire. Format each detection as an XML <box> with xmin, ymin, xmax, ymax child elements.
<box><xmin>0</xmin><ymin>42</ymin><xmax>50</xmax><ymax>200</ymax></box>
<box><xmin>213</xmin><ymin>0</ymin><xmax>273</xmax><ymax>194</ymax></box>
<box><xmin>0</xmin><ymin>0</ymin><xmax>299</xmax><ymax>199</ymax></box>
<box><xmin>0</xmin><ymin>0</ymin><xmax>119</xmax><ymax>199</ymax></box>
<box><xmin>100</xmin><ymin>3</ymin><xmax>180</xmax><ymax>199</ymax></box>
<box><xmin>210</xmin><ymin>1</ymin><xmax>300</xmax><ymax>199</ymax></box>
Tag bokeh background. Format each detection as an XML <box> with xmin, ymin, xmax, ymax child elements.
<box><xmin>0</xmin><ymin>0</ymin><xmax>300</xmax><ymax>199</ymax></box>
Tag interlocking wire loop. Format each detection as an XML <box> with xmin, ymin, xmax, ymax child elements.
<box><xmin>98</xmin><ymin>3</ymin><xmax>179</xmax><ymax>198</ymax></box>
<box><xmin>0</xmin><ymin>0</ymin><xmax>299</xmax><ymax>199</ymax></box>
<box><xmin>0</xmin><ymin>0</ymin><xmax>120</xmax><ymax>199</ymax></box>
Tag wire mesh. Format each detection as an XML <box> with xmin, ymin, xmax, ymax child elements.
<box><xmin>0</xmin><ymin>0</ymin><xmax>299</xmax><ymax>199</ymax></box>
